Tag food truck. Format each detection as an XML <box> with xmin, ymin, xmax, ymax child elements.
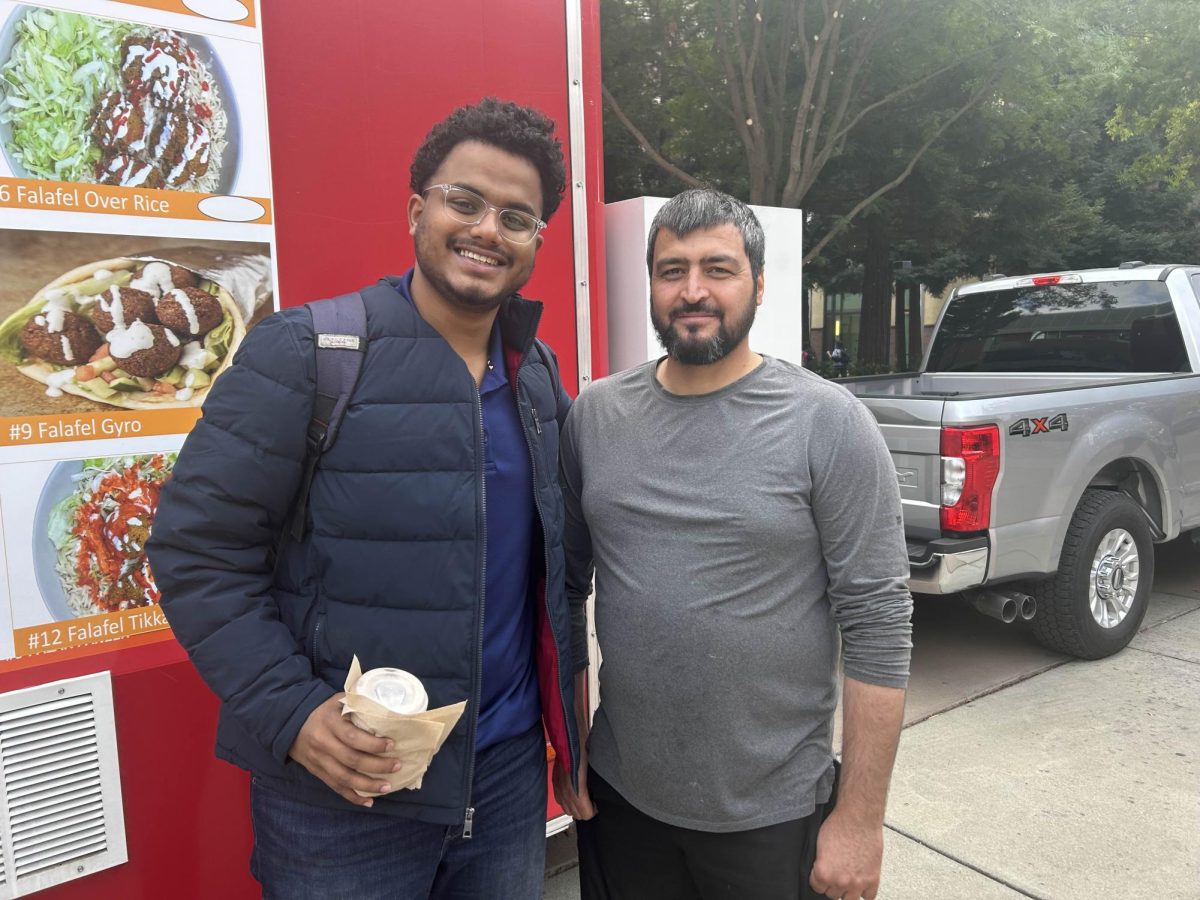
<box><xmin>0</xmin><ymin>0</ymin><xmax>605</xmax><ymax>895</ymax></box>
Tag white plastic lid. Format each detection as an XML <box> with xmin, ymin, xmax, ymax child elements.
<box><xmin>354</xmin><ymin>668</ymin><xmax>429</xmax><ymax>714</ymax></box>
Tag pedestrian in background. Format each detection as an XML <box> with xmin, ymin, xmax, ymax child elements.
<box><xmin>830</xmin><ymin>339</ymin><xmax>851</xmax><ymax>377</ymax></box>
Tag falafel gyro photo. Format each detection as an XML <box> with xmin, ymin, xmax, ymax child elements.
<box><xmin>0</xmin><ymin>232</ymin><xmax>272</xmax><ymax>414</ymax></box>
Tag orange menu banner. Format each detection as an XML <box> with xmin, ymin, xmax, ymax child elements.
<box><xmin>0</xmin><ymin>628</ymin><xmax>177</xmax><ymax>673</ymax></box>
<box><xmin>14</xmin><ymin>604</ymin><xmax>171</xmax><ymax>658</ymax></box>
<box><xmin>0</xmin><ymin>409</ymin><xmax>201</xmax><ymax>448</ymax></box>
<box><xmin>0</xmin><ymin>178</ymin><xmax>272</xmax><ymax>225</ymax></box>
<box><xmin>113</xmin><ymin>0</ymin><xmax>257</xmax><ymax>28</ymax></box>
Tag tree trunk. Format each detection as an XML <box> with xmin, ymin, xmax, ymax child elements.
<box><xmin>908</xmin><ymin>284</ymin><xmax>924</xmax><ymax>369</ymax></box>
<box><xmin>859</xmin><ymin>215</ymin><xmax>892</xmax><ymax>368</ymax></box>
<box><xmin>893</xmin><ymin>281</ymin><xmax>907</xmax><ymax>369</ymax></box>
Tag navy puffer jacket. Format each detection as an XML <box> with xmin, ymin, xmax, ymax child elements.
<box><xmin>146</xmin><ymin>274</ymin><xmax>579</xmax><ymax>825</ymax></box>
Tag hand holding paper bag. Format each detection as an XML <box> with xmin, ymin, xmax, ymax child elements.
<box><xmin>341</xmin><ymin>656</ymin><xmax>467</xmax><ymax>796</ymax></box>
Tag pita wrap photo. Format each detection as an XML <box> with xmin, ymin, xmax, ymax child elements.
<box><xmin>0</xmin><ymin>231</ymin><xmax>272</xmax><ymax>415</ymax></box>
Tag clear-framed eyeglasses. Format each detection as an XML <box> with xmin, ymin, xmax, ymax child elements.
<box><xmin>423</xmin><ymin>183</ymin><xmax>547</xmax><ymax>244</ymax></box>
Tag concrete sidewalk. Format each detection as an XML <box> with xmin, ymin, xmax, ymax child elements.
<box><xmin>544</xmin><ymin>536</ymin><xmax>1200</xmax><ymax>899</ymax></box>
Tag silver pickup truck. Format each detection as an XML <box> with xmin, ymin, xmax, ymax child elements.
<box><xmin>843</xmin><ymin>264</ymin><xmax>1200</xmax><ymax>658</ymax></box>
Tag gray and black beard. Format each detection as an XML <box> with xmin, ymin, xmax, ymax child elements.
<box><xmin>652</xmin><ymin>294</ymin><xmax>757</xmax><ymax>365</ymax></box>
<box><xmin>655</xmin><ymin>321</ymin><xmax>731</xmax><ymax>364</ymax></box>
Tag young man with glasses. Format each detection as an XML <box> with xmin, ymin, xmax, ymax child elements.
<box><xmin>147</xmin><ymin>98</ymin><xmax>579</xmax><ymax>900</ymax></box>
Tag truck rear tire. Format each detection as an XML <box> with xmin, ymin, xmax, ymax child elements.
<box><xmin>1029</xmin><ymin>489</ymin><xmax>1154</xmax><ymax>659</ymax></box>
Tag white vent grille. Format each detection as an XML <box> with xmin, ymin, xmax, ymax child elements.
<box><xmin>0</xmin><ymin>672</ymin><xmax>126</xmax><ymax>897</ymax></box>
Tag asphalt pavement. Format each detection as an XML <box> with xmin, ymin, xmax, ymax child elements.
<box><xmin>543</xmin><ymin>534</ymin><xmax>1200</xmax><ymax>899</ymax></box>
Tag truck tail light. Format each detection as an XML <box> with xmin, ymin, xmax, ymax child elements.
<box><xmin>940</xmin><ymin>425</ymin><xmax>1000</xmax><ymax>533</ymax></box>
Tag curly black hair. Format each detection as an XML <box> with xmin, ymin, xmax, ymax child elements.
<box><xmin>409</xmin><ymin>97</ymin><xmax>566</xmax><ymax>223</ymax></box>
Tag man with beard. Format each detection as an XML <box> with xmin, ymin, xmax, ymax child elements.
<box><xmin>554</xmin><ymin>189</ymin><xmax>912</xmax><ymax>900</ymax></box>
<box><xmin>146</xmin><ymin>99</ymin><xmax>579</xmax><ymax>900</ymax></box>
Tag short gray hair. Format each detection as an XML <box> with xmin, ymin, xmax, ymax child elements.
<box><xmin>646</xmin><ymin>188</ymin><xmax>766</xmax><ymax>282</ymax></box>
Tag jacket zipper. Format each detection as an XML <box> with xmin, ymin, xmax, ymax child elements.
<box><xmin>518</xmin><ymin>372</ymin><xmax>578</xmax><ymax>784</ymax></box>
<box><xmin>463</xmin><ymin>383</ymin><xmax>486</xmax><ymax>840</ymax></box>
<box><xmin>308</xmin><ymin>615</ymin><xmax>323</xmax><ymax>669</ymax></box>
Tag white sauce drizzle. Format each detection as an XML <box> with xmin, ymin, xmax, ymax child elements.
<box><xmin>45</xmin><ymin>368</ymin><xmax>76</xmax><ymax>398</ymax></box>
<box><xmin>179</xmin><ymin>341</ymin><xmax>207</xmax><ymax>368</ymax></box>
<box><xmin>40</xmin><ymin>294</ymin><xmax>72</xmax><ymax>332</ymax></box>
<box><xmin>165</xmin><ymin>288</ymin><xmax>200</xmax><ymax>334</ymax></box>
<box><xmin>131</xmin><ymin>262</ymin><xmax>173</xmax><ymax>297</ymax></box>
<box><xmin>124</xmin><ymin>39</ymin><xmax>188</xmax><ymax>107</ymax></box>
<box><xmin>99</xmin><ymin>286</ymin><xmax>127</xmax><ymax>331</ymax></box>
<box><xmin>107</xmin><ymin>321</ymin><xmax>156</xmax><ymax>358</ymax></box>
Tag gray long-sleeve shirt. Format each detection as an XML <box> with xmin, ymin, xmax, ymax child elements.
<box><xmin>560</xmin><ymin>356</ymin><xmax>912</xmax><ymax>832</ymax></box>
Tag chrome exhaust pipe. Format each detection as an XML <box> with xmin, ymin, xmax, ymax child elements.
<box><xmin>967</xmin><ymin>589</ymin><xmax>1017</xmax><ymax>624</ymax></box>
<box><xmin>967</xmin><ymin>589</ymin><xmax>1036</xmax><ymax>624</ymax></box>
<box><xmin>1015</xmin><ymin>592</ymin><xmax>1037</xmax><ymax>621</ymax></box>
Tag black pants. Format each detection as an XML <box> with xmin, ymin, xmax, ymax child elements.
<box><xmin>579</xmin><ymin>768</ymin><xmax>833</xmax><ymax>900</ymax></box>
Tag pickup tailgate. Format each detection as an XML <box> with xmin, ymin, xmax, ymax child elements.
<box><xmin>845</xmin><ymin>379</ymin><xmax>991</xmax><ymax>595</ymax></box>
<box><xmin>848</xmin><ymin>386</ymin><xmax>945</xmax><ymax>541</ymax></box>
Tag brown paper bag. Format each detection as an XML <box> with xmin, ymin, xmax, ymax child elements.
<box><xmin>341</xmin><ymin>656</ymin><xmax>467</xmax><ymax>795</ymax></box>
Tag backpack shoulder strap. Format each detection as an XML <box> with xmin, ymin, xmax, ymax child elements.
<box><xmin>533</xmin><ymin>338</ymin><xmax>559</xmax><ymax>387</ymax></box>
<box><xmin>289</xmin><ymin>291</ymin><xmax>368</xmax><ymax>540</ymax></box>
<box><xmin>309</xmin><ymin>291</ymin><xmax>368</xmax><ymax>452</ymax></box>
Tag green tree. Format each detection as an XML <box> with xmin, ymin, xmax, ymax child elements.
<box><xmin>802</xmin><ymin>0</ymin><xmax>1200</xmax><ymax>364</ymax></box>
<box><xmin>602</xmin><ymin>0</ymin><xmax>1019</xmax><ymax>261</ymax></box>
<box><xmin>602</xmin><ymin>0</ymin><xmax>1200</xmax><ymax>367</ymax></box>
<box><xmin>1104</xmin><ymin>0</ymin><xmax>1200</xmax><ymax>188</ymax></box>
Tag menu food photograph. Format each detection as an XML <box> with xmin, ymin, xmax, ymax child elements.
<box><xmin>0</xmin><ymin>1</ymin><xmax>274</xmax><ymax>665</ymax></box>
<box><xmin>0</xmin><ymin>228</ymin><xmax>271</xmax><ymax>416</ymax></box>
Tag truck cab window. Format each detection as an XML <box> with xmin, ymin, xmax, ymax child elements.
<box><xmin>926</xmin><ymin>281</ymin><xmax>1190</xmax><ymax>373</ymax></box>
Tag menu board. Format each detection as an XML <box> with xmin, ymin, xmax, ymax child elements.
<box><xmin>0</xmin><ymin>0</ymin><xmax>274</xmax><ymax>666</ymax></box>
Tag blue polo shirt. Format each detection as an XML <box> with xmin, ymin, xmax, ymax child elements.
<box><xmin>474</xmin><ymin>321</ymin><xmax>541</xmax><ymax>749</ymax></box>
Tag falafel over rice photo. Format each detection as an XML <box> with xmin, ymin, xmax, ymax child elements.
<box><xmin>0</xmin><ymin>254</ymin><xmax>246</xmax><ymax>409</ymax></box>
<box><xmin>0</xmin><ymin>8</ymin><xmax>229</xmax><ymax>193</ymax></box>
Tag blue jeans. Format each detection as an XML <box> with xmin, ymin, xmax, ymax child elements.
<box><xmin>249</xmin><ymin>725</ymin><xmax>547</xmax><ymax>899</ymax></box>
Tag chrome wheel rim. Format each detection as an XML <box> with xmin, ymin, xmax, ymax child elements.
<box><xmin>1090</xmin><ymin>528</ymin><xmax>1140</xmax><ymax>629</ymax></box>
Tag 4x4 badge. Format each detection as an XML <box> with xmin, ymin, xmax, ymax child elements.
<box><xmin>1009</xmin><ymin>413</ymin><xmax>1068</xmax><ymax>437</ymax></box>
